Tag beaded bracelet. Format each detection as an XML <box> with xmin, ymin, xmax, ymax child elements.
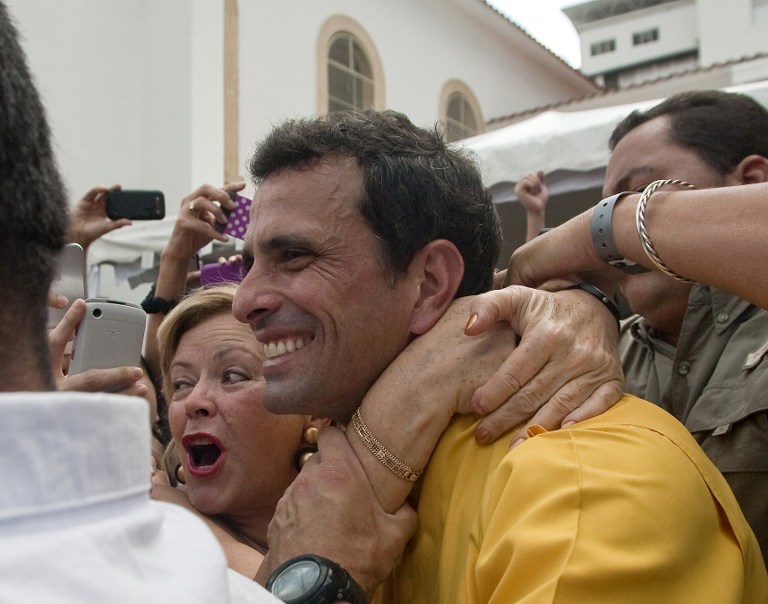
<box><xmin>351</xmin><ymin>408</ymin><xmax>422</xmax><ymax>482</ymax></box>
<box><xmin>635</xmin><ymin>179</ymin><xmax>697</xmax><ymax>284</ymax></box>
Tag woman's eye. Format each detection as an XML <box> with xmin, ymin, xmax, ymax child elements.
<box><xmin>172</xmin><ymin>379</ymin><xmax>192</xmax><ymax>393</ymax></box>
<box><xmin>223</xmin><ymin>370</ymin><xmax>248</xmax><ymax>384</ymax></box>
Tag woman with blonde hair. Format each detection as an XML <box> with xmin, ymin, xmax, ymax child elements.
<box><xmin>152</xmin><ymin>285</ymin><xmax>328</xmax><ymax>578</ymax></box>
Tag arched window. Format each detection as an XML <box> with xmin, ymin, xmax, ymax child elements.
<box><xmin>328</xmin><ymin>33</ymin><xmax>374</xmax><ymax>112</ymax></box>
<box><xmin>317</xmin><ymin>17</ymin><xmax>384</xmax><ymax>115</ymax></box>
<box><xmin>445</xmin><ymin>92</ymin><xmax>479</xmax><ymax>142</ymax></box>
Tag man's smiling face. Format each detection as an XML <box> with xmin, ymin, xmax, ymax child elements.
<box><xmin>232</xmin><ymin>155</ymin><xmax>417</xmax><ymax>423</ymax></box>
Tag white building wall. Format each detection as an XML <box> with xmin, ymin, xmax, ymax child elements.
<box><xmin>698</xmin><ymin>0</ymin><xmax>768</xmax><ymax>65</ymax></box>
<box><xmin>6</xmin><ymin>0</ymin><xmax>198</xmax><ymax>213</ymax></box>
<box><xmin>577</xmin><ymin>0</ymin><xmax>697</xmax><ymax>76</ymax></box>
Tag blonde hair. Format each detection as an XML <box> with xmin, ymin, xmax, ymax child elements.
<box><xmin>157</xmin><ymin>284</ymin><xmax>240</xmax><ymax>404</ymax></box>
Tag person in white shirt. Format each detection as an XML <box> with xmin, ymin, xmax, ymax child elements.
<box><xmin>0</xmin><ymin>3</ymin><xmax>277</xmax><ymax>601</ymax></box>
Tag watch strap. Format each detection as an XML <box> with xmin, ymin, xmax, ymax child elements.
<box><xmin>591</xmin><ymin>192</ymin><xmax>649</xmax><ymax>274</ymax></box>
<box><xmin>563</xmin><ymin>283</ymin><xmax>621</xmax><ymax>332</ymax></box>
<box><xmin>267</xmin><ymin>554</ymin><xmax>368</xmax><ymax>604</ymax></box>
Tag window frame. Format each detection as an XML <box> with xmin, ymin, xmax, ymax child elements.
<box><xmin>439</xmin><ymin>80</ymin><xmax>484</xmax><ymax>142</ymax></box>
<box><xmin>317</xmin><ymin>16</ymin><xmax>385</xmax><ymax>115</ymax></box>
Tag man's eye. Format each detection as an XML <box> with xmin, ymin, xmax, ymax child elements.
<box><xmin>282</xmin><ymin>249</ymin><xmax>314</xmax><ymax>268</ymax></box>
<box><xmin>284</xmin><ymin>249</ymin><xmax>308</xmax><ymax>260</ymax></box>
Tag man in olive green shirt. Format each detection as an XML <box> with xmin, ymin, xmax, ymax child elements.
<box><xmin>606</xmin><ymin>90</ymin><xmax>768</xmax><ymax>562</ymax></box>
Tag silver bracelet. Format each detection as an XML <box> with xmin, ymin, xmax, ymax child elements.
<box><xmin>635</xmin><ymin>179</ymin><xmax>697</xmax><ymax>284</ymax></box>
<box><xmin>591</xmin><ymin>192</ymin><xmax>649</xmax><ymax>273</ymax></box>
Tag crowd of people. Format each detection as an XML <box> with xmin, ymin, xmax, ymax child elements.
<box><xmin>2</xmin><ymin>0</ymin><xmax>767</xmax><ymax>600</ymax></box>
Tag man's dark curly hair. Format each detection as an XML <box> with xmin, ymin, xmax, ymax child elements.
<box><xmin>248</xmin><ymin>110</ymin><xmax>501</xmax><ymax>297</ymax></box>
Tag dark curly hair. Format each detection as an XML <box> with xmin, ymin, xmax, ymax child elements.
<box><xmin>248</xmin><ymin>110</ymin><xmax>501</xmax><ymax>297</ymax></box>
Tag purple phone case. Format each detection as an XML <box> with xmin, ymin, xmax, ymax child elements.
<box><xmin>221</xmin><ymin>193</ymin><xmax>252</xmax><ymax>239</ymax></box>
<box><xmin>200</xmin><ymin>259</ymin><xmax>246</xmax><ymax>287</ymax></box>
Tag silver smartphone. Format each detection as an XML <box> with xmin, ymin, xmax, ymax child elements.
<box><xmin>48</xmin><ymin>243</ymin><xmax>87</xmax><ymax>329</ymax></box>
<box><xmin>68</xmin><ymin>299</ymin><xmax>147</xmax><ymax>375</ymax></box>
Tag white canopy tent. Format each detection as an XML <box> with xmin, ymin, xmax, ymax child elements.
<box><xmin>461</xmin><ymin>79</ymin><xmax>768</xmax><ymax>201</ymax></box>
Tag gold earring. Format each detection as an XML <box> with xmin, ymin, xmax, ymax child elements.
<box><xmin>294</xmin><ymin>426</ymin><xmax>320</xmax><ymax>471</ymax></box>
<box><xmin>304</xmin><ymin>426</ymin><xmax>319</xmax><ymax>445</ymax></box>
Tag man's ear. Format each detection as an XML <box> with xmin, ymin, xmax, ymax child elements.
<box><xmin>728</xmin><ymin>155</ymin><xmax>768</xmax><ymax>185</ymax></box>
<box><xmin>407</xmin><ymin>239</ymin><xmax>464</xmax><ymax>335</ymax></box>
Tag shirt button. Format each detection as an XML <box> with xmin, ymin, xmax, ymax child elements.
<box><xmin>716</xmin><ymin>313</ymin><xmax>729</xmax><ymax>324</ymax></box>
<box><xmin>678</xmin><ymin>362</ymin><xmax>691</xmax><ymax>376</ymax></box>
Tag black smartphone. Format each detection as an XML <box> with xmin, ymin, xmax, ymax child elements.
<box><xmin>105</xmin><ymin>190</ymin><xmax>165</xmax><ymax>220</ymax></box>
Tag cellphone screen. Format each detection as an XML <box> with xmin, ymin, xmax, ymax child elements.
<box><xmin>48</xmin><ymin>243</ymin><xmax>87</xmax><ymax>329</ymax></box>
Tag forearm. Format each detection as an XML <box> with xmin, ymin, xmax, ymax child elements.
<box><xmin>611</xmin><ymin>184</ymin><xmax>768</xmax><ymax>307</ymax></box>
<box><xmin>348</xmin><ymin>299</ymin><xmax>515</xmax><ymax>514</ymax></box>
<box><xmin>348</xmin><ymin>345</ymin><xmax>457</xmax><ymax>514</ymax></box>
<box><xmin>144</xmin><ymin>244</ymin><xmax>195</xmax><ymax>379</ymax></box>
<box><xmin>525</xmin><ymin>209</ymin><xmax>545</xmax><ymax>242</ymax></box>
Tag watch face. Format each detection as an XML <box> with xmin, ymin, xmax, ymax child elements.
<box><xmin>271</xmin><ymin>559</ymin><xmax>322</xmax><ymax>600</ymax></box>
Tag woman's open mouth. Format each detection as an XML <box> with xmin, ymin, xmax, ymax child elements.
<box><xmin>182</xmin><ymin>433</ymin><xmax>225</xmax><ymax>477</ymax></box>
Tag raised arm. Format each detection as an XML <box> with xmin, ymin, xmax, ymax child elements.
<box><xmin>515</xmin><ymin>171</ymin><xmax>549</xmax><ymax>242</ymax></box>
<box><xmin>507</xmin><ymin>182</ymin><xmax>768</xmax><ymax>308</ymax></box>
<box><xmin>143</xmin><ymin>183</ymin><xmax>242</xmax><ymax>380</ymax></box>
<box><xmin>66</xmin><ymin>185</ymin><xmax>131</xmax><ymax>252</ymax></box>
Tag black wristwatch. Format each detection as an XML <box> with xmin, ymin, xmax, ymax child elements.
<box><xmin>140</xmin><ymin>283</ymin><xmax>178</xmax><ymax>315</ymax></box>
<box><xmin>266</xmin><ymin>555</ymin><xmax>368</xmax><ymax>604</ymax></box>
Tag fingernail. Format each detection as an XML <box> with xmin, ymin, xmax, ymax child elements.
<box><xmin>465</xmin><ymin>314</ymin><xmax>478</xmax><ymax>331</ymax></box>
<box><xmin>57</xmin><ymin>294</ymin><xmax>68</xmax><ymax>307</ymax></box>
<box><xmin>131</xmin><ymin>367</ymin><xmax>143</xmax><ymax>379</ymax></box>
<box><xmin>562</xmin><ymin>421</ymin><xmax>575</xmax><ymax>429</ymax></box>
<box><xmin>475</xmin><ymin>427</ymin><xmax>491</xmax><ymax>446</ymax></box>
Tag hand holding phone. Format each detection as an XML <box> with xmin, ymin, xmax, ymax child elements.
<box><xmin>105</xmin><ymin>190</ymin><xmax>165</xmax><ymax>220</ymax></box>
<box><xmin>68</xmin><ymin>299</ymin><xmax>147</xmax><ymax>375</ymax></box>
<box><xmin>213</xmin><ymin>192</ymin><xmax>252</xmax><ymax>238</ymax></box>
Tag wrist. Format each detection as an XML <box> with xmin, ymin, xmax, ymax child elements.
<box><xmin>591</xmin><ymin>192</ymin><xmax>648</xmax><ymax>274</ymax></box>
<box><xmin>140</xmin><ymin>283</ymin><xmax>180</xmax><ymax>315</ymax></box>
<box><xmin>159</xmin><ymin>244</ymin><xmax>194</xmax><ymax>267</ymax></box>
<box><xmin>266</xmin><ymin>554</ymin><xmax>368</xmax><ymax>604</ymax></box>
<box><xmin>561</xmin><ymin>283</ymin><xmax>621</xmax><ymax>332</ymax></box>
